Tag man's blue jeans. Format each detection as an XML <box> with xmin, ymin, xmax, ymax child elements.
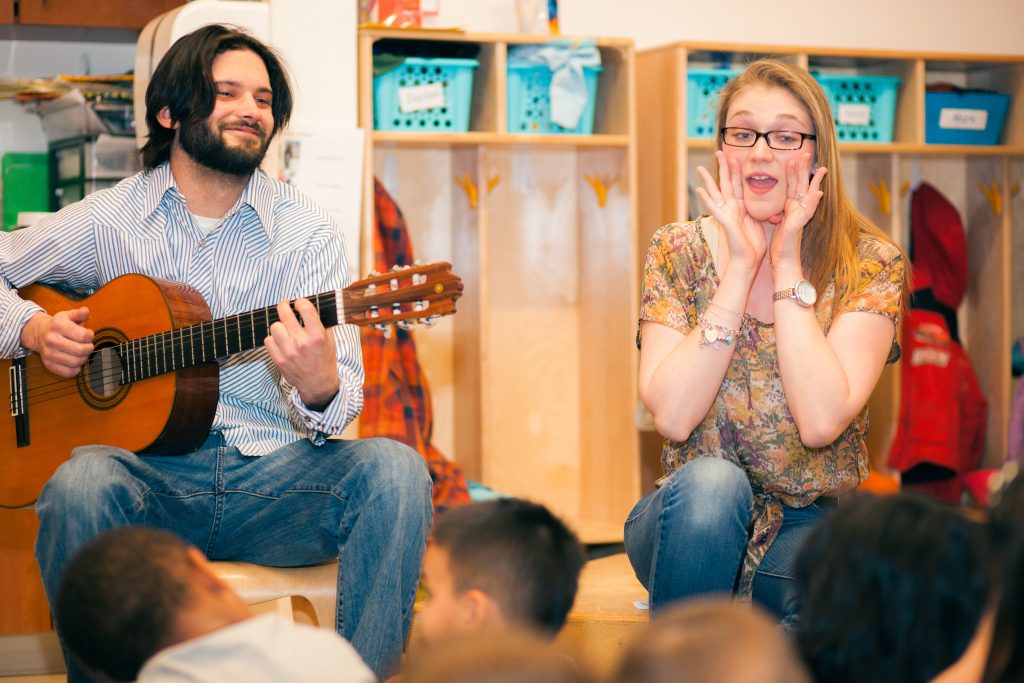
<box><xmin>35</xmin><ymin>433</ymin><xmax>432</xmax><ymax>681</ymax></box>
<box><xmin>624</xmin><ymin>457</ymin><xmax>828</xmax><ymax>621</ymax></box>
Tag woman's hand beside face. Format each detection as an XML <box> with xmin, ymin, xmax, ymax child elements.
<box><xmin>695</xmin><ymin>150</ymin><xmax>768</xmax><ymax>276</ymax></box>
<box><xmin>768</xmin><ymin>153</ymin><xmax>827</xmax><ymax>270</ymax></box>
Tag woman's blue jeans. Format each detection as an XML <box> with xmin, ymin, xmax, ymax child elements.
<box><xmin>34</xmin><ymin>433</ymin><xmax>432</xmax><ymax>682</ymax></box>
<box><xmin>624</xmin><ymin>457</ymin><xmax>828</xmax><ymax>621</ymax></box>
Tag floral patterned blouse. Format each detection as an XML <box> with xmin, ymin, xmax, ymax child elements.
<box><xmin>639</xmin><ymin>216</ymin><xmax>905</xmax><ymax>595</ymax></box>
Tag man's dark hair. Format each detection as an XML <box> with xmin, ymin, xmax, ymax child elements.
<box><xmin>56</xmin><ymin>526</ymin><xmax>198</xmax><ymax>682</ymax></box>
<box><xmin>431</xmin><ymin>498</ymin><xmax>585</xmax><ymax>636</ymax></box>
<box><xmin>141</xmin><ymin>24</ymin><xmax>293</xmax><ymax>170</ymax></box>
<box><xmin>794</xmin><ymin>493</ymin><xmax>990</xmax><ymax>683</ymax></box>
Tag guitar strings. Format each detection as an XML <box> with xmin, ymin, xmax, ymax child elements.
<box><xmin>11</xmin><ymin>289</ymin><xmax>451</xmax><ymax>410</ymax></box>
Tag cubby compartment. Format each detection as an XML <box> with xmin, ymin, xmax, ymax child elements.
<box><xmin>359</xmin><ymin>29</ymin><xmax>639</xmax><ymax>541</ymax></box>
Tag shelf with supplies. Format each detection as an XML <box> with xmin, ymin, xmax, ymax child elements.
<box><xmin>357</xmin><ymin>28</ymin><xmax>640</xmax><ymax>542</ymax></box>
<box><xmin>637</xmin><ymin>41</ymin><xmax>1024</xmax><ymax>484</ymax></box>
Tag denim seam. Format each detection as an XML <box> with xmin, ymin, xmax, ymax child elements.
<box><xmin>205</xmin><ymin>441</ymin><xmax>227</xmax><ymax>557</ymax></box>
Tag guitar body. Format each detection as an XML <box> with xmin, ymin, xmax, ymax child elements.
<box><xmin>0</xmin><ymin>275</ymin><xmax>218</xmax><ymax>508</ymax></box>
<box><xmin>0</xmin><ymin>262</ymin><xmax>462</xmax><ymax>508</ymax></box>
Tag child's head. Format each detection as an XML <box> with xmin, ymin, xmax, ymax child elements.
<box><xmin>610</xmin><ymin>598</ymin><xmax>810</xmax><ymax>683</ymax></box>
<box><xmin>56</xmin><ymin>525</ymin><xmax>251</xmax><ymax>681</ymax></box>
<box><xmin>418</xmin><ymin>498</ymin><xmax>585</xmax><ymax>643</ymax></box>
<box><xmin>794</xmin><ymin>493</ymin><xmax>990</xmax><ymax>683</ymax></box>
<box><xmin>404</xmin><ymin>627</ymin><xmax>593</xmax><ymax>683</ymax></box>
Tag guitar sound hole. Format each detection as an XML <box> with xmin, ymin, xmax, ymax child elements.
<box><xmin>84</xmin><ymin>344</ymin><xmax>122</xmax><ymax>398</ymax></box>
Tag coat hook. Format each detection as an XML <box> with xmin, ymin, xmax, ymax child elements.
<box><xmin>584</xmin><ymin>173</ymin><xmax>617</xmax><ymax>208</ymax></box>
<box><xmin>1011</xmin><ymin>181</ymin><xmax>1021</xmax><ymax>199</ymax></box>
<box><xmin>454</xmin><ymin>173</ymin><xmax>478</xmax><ymax>210</ymax></box>
<box><xmin>899</xmin><ymin>180</ymin><xmax>911</xmax><ymax>197</ymax></box>
<box><xmin>867</xmin><ymin>179</ymin><xmax>891</xmax><ymax>215</ymax></box>
<box><xmin>979</xmin><ymin>181</ymin><xmax>1002</xmax><ymax>215</ymax></box>
<box><xmin>486</xmin><ymin>174</ymin><xmax>501</xmax><ymax>193</ymax></box>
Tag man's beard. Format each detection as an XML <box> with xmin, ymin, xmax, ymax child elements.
<box><xmin>179</xmin><ymin>117</ymin><xmax>270</xmax><ymax>176</ymax></box>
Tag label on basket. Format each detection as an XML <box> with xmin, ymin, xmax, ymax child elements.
<box><xmin>837</xmin><ymin>103</ymin><xmax>872</xmax><ymax>127</ymax></box>
<box><xmin>938</xmin><ymin>108</ymin><xmax>988</xmax><ymax>131</ymax></box>
<box><xmin>398</xmin><ymin>82</ymin><xmax>446</xmax><ymax>113</ymax></box>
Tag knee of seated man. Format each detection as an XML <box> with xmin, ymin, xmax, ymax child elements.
<box><xmin>349</xmin><ymin>438</ymin><xmax>431</xmax><ymax>499</ymax></box>
<box><xmin>38</xmin><ymin>447</ymin><xmax>136</xmax><ymax>514</ymax></box>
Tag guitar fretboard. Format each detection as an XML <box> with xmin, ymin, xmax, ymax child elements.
<box><xmin>118</xmin><ymin>292</ymin><xmax>340</xmax><ymax>384</ymax></box>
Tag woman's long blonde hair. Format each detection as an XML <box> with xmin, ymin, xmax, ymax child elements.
<box><xmin>711</xmin><ymin>59</ymin><xmax>906</xmax><ymax>312</ymax></box>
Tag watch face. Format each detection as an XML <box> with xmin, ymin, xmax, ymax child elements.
<box><xmin>795</xmin><ymin>280</ymin><xmax>818</xmax><ymax>306</ymax></box>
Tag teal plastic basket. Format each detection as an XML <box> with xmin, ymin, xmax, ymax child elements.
<box><xmin>815</xmin><ymin>73</ymin><xmax>901</xmax><ymax>143</ymax></box>
<box><xmin>373</xmin><ymin>57</ymin><xmax>479</xmax><ymax>132</ymax></box>
<box><xmin>686</xmin><ymin>67</ymin><xmax>742</xmax><ymax>139</ymax></box>
<box><xmin>506</xmin><ymin>63</ymin><xmax>602</xmax><ymax>134</ymax></box>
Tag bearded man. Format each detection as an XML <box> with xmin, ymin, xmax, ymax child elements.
<box><xmin>0</xmin><ymin>24</ymin><xmax>431</xmax><ymax>682</ymax></box>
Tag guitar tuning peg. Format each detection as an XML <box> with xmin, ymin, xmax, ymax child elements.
<box><xmin>419</xmin><ymin>316</ymin><xmax>435</xmax><ymax>328</ymax></box>
<box><xmin>397</xmin><ymin>320</ymin><xmax>413</xmax><ymax>330</ymax></box>
<box><xmin>367</xmin><ymin>269</ymin><xmax>381</xmax><ymax>277</ymax></box>
<box><xmin>412</xmin><ymin>259</ymin><xmax>422</xmax><ymax>267</ymax></box>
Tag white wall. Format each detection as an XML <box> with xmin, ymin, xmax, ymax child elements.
<box><xmin>0</xmin><ymin>40</ymin><xmax>136</xmax><ymax>157</ymax></box>
<box><xmin>427</xmin><ymin>0</ymin><xmax>1024</xmax><ymax>54</ymax></box>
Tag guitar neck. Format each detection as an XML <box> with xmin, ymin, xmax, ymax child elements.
<box><xmin>120</xmin><ymin>291</ymin><xmax>341</xmax><ymax>384</ymax></box>
<box><xmin>112</xmin><ymin>261</ymin><xmax>461</xmax><ymax>386</ymax></box>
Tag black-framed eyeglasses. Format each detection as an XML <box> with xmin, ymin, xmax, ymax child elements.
<box><xmin>720</xmin><ymin>127</ymin><xmax>817</xmax><ymax>151</ymax></box>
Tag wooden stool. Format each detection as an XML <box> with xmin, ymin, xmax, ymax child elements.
<box><xmin>210</xmin><ymin>560</ymin><xmax>338</xmax><ymax>628</ymax></box>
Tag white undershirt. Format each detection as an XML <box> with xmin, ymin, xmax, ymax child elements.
<box><xmin>190</xmin><ymin>212</ymin><xmax>226</xmax><ymax>236</ymax></box>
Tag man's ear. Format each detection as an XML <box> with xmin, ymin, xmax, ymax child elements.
<box><xmin>155</xmin><ymin>106</ymin><xmax>178</xmax><ymax>130</ymax></box>
<box><xmin>462</xmin><ymin>589</ymin><xmax>505</xmax><ymax>629</ymax></box>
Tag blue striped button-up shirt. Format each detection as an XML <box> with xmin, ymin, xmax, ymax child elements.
<box><xmin>0</xmin><ymin>162</ymin><xmax>363</xmax><ymax>455</ymax></box>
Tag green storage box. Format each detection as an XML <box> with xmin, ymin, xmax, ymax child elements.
<box><xmin>2</xmin><ymin>153</ymin><xmax>49</xmax><ymax>231</ymax></box>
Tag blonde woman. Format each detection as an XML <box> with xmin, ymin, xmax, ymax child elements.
<box><xmin>627</xmin><ymin>59</ymin><xmax>907</xmax><ymax>620</ymax></box>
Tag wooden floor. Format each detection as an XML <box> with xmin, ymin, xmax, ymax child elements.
<box><xmin>557</xmin><ymin>552</ymin><xmax>649</xmax><ymax>675</ymax></box>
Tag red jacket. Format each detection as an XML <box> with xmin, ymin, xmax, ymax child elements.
<box><xmin>888</xmin><ymin>309</ymin><xmax>987</xmax><ymax>500</ymax></box>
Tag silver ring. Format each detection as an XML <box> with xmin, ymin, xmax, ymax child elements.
<box><xmin>800</xmin><ymin>202</ymin><xmax>808</xmax><ymax>208</ymax></box>
<box><xmin>716</xmin><ymin>200</ymin><xmax>726</xmax><ymax>209</ymax></box>
<box><xmin>794</xmin><ymin>192</ymin><xmax>805</xmax><ymax>202</ymax></box>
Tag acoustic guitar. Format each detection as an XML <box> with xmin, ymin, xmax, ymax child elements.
<box><xmin>0</xmin><ymin>262</ymin><xmax>462</xmax><ymax>508</ymax></box>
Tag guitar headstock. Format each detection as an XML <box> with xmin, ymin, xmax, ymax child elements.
<box><xmin>342</xmin><ymin>261</ymin><xmax>463</xmax><ymax>329</ymax></box>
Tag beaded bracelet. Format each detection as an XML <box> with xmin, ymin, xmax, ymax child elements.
<box><xmin>697</xmin><ymin>313</ymin><xmax>740</xmax><ymax>350</ymax></box>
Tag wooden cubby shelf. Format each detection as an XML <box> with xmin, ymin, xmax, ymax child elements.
<box><xmin>358</xmin><ymin>28</ymin><xmax>640</xmax><ymax>542</ymax></box>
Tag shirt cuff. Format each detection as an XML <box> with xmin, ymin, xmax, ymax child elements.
<box><xmin>290</xmin><ymin>385</ymin><xmax>347</xmax><ymax>436</ymax></box>
<box><xmin>0</xmin><ymin>299</ymin><xmax>46</xmax><ymax>357</ymax></box>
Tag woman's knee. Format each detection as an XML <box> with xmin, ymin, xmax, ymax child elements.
<box><xmin>665</xmin><ymin>458</ymin><xmax>752</xmax><ymax>529</ymax></box>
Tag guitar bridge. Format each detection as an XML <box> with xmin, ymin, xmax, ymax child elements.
<box><xmin>9</xmin><ymin>356</ymin><xmax>29</xmax><ymax>447</ymax></box>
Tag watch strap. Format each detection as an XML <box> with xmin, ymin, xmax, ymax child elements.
<box><xmin>772</xmin><ymin>287</ymin><xmax>795</xmax><ymax>302</ymax></box>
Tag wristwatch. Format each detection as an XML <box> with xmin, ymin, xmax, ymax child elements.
<box><xmin>773</xmin><ymin>279</ymin><xmax>817</xmax><ymax>307</ymax></box>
